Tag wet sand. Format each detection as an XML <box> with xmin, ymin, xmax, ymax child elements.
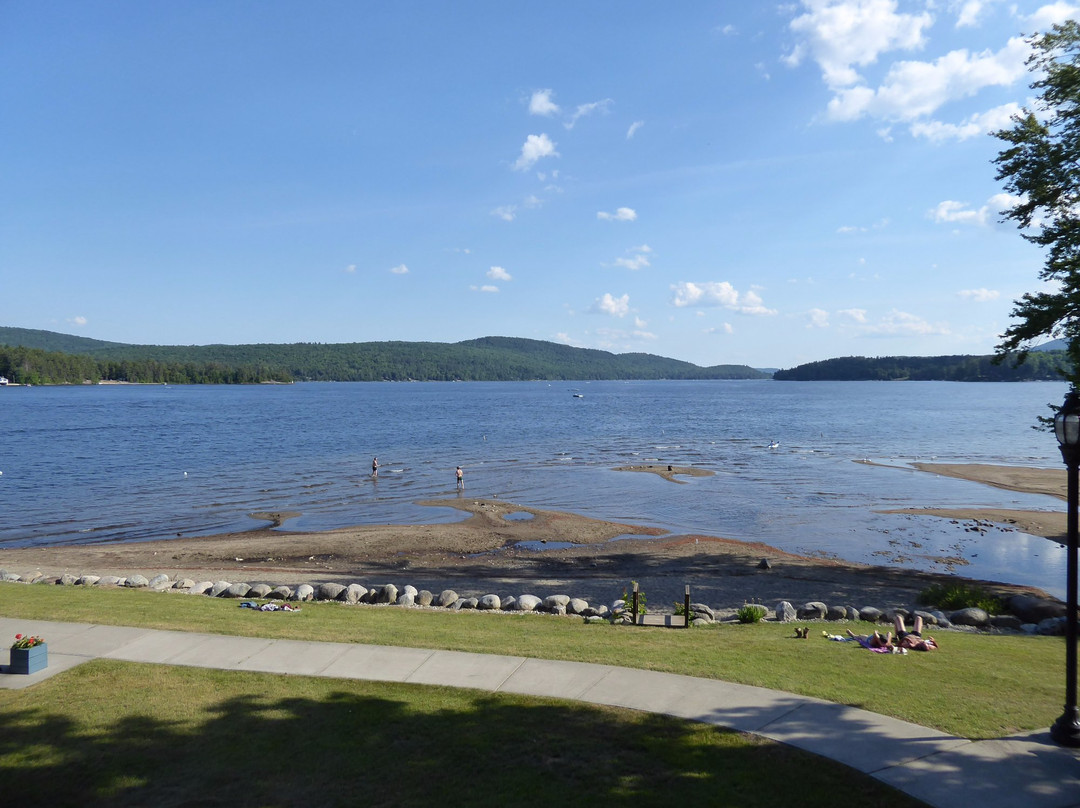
<box><xmin>0</xmin><ymin>463</ymin><xmax>1064</xmax><ymax>610</ymax></box>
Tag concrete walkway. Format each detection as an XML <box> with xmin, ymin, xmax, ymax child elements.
<box><xmin>1</xmin><ymin>617</ymin><xmax>1077</xmax><ymax>808</ymax></box>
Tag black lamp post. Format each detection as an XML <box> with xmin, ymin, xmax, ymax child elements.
<box><xmin>1052</xmin><ymin>389</ymin><xmax>1080</xmax><ymax>747</ymax></box>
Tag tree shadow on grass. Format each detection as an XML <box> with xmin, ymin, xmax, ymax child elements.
<box><xmin>0</xmin><ymin>661</ymin><xmax>921</xmax><ymax>808</ymax></box>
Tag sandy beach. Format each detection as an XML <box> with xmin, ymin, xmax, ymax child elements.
<box><xmin>0</xmin><ymin>462</ymin><xmax>1065</xmax><ymax>611</ymax></box>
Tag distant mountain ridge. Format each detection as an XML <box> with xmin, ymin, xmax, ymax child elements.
<box><xmin>0</xmin><ymin>327</ymin><xmax>768</xmax><ymax>382</ymax></box>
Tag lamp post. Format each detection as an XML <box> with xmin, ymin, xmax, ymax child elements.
<box><xmin>1052</xmin><ymin>390</ymin><xmax>1080</xmax><ymax>747</ymax></box>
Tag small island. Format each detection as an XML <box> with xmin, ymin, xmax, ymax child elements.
<box><xmin>613</xmin><ymin>464</ymin><xmax>715</xmax><ymax>484</ymax></box>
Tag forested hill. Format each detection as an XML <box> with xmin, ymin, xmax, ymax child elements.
<box><xmin>773</xmin><ymin>352</ymin><xmax>1070</xmax><ymax>382</ymax></box>
<box><xmin>0</xmin><ymin>328</ymin><xmax>768</xmax><ymax>383</ymax></box>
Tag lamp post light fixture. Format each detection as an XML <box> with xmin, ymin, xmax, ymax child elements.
<box><xmin>1052</xmin><ymin>389</ymin><xmax>1080</xmax><ymax>747</ymax></box>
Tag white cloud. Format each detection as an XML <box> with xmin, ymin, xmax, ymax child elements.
<box><xmin>344</xmin><ymin>264</ymin><xmax>356</xmax><ymax>273</ymax></box>
<box><xmin>1027</xmin><ymin>3</ymin><xmax>1080</xmax><ymax>30</ymax></box>
<box><xmin>958</xmin><ymin>287</ymin><xmax>1000</xmax><ymax>302</ymax></box>
<box><xmin>470</xmin><ymin>284</ymin><xmax>499</xmax><ymax>293</ymax></box>
<box><xmin>390</xmin><ymin>264</ymin><xmax>409</xmax><ymax>275</ymax></box>
<box><xmin>513</xmin><ymin>133</ymin><xmax>559</xmax><ymax>171</ymax></box>
<box><xmin>929</xmin><ymin>192</ymin><xmax>1022</xmax><ymax>226</ymax></box>
<box><xmin>626</xmin><ymin>120</ymin><xmax>644</xmax><ymax>139</ymax></box>
<box><xmin>565</xmin><ymin>98</ymin><xmax>613</xmax><ymax>129</ymax></box>
<box><xmin>487</xmin><ymin>266</ymin><xmax>512</xmax><ymax>281</ymax></box>
<box><xmin>786</xmin><ymin>0</ymin><xmax>933</xmax><ymax>89</ymax></box>
<box><xmin>670</xmin><ymin>281</ymin><xmax>777</xmax><ymax>315</ymax></box>
<box><xmin>808</xmin><ymin>308</ymin><xmax>830</xmax><ymax>328</ymax></box>
<box><xmin>825</xmin><ymin>37</ymin><xmax>1030</xmax><ymax>123</ymax></box>
<box><xmin>529</xmin><ymin>89</ymin><xmax>560</xmax><ymax>116</ymax></box>
<box><xmin>952</xmin><ymin>0</ymin><xmax>995</xmax><ymax>28</ymax></box>
<box><xmin>592</xmin><ymin>292</ymin><xmax>631</xmax><ymax>317</ymax></box>
<box><xmin>909</xmin><ymin>102</ymin><xmax>1021</xmax><ymax>141</ymax></box>
<box><xmin>612</xmin><ymin>244</ymin><xmax>652</xmax><ymax>271</ymax></box>
<box><xmin>838</xmin><ymin>308</ymin><xmax>868</xmax><ymax>323</ymax></box>
<box><xmin>864</xmin><ymin>309</ymin><xmax>950</xmax><ymax>336</ymax></box>
<box><xmin>719</xmin><ymin>23</ymin><xmax>737</xmax><ymax>35</ymax></box>
<box><xmin>634</xmin><ymin>316</ymin><xmax>648</xmax><ymax>329</ymax></box>
<box><xmin>67</xmin><ymin>315</ymin><xmax>87</xmax><ymax>326</ymax></box>
<box><xmin>491</xmin><ymin>205</ymin><xmax>517</xmax><ymax>222</ymax></box>
<box><xmin>704</xmin><ymin>323</ymin><xmax>735</xmax><ymax>335</ymax></box>
<box><xmin>597</xmin><ymin>207</ymin><xmax>637</xmax><ymax>222</ymax></box>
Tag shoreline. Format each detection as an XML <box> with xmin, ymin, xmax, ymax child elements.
<box><xmin>0</xmin><ymin>462</ymin><xmax>1065</xmax><ymax>610</ymax></box>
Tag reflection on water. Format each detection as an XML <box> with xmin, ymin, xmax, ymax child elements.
<box><xmin>0</xmin><ymin>380</ymin><xmax>1070</xmax><ymax>597</ymax></box>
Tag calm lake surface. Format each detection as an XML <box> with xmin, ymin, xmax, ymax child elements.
<box><xmin>0</xmin><ymin>380</ymin><xmax>1071</xmax><ymax>598</ymax></box>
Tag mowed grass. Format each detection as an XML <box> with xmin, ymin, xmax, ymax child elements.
<box><xmin>1</xmin><ymin>583</ymin><xmax>1069</xmax><ymax>741</ymax></box>
<box><xmin>1</xmin><ymin>660</ymin><xmax>930</xmax><ymax>808</ymax></box>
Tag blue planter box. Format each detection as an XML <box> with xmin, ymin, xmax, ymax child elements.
<box><xmin>10</xmin><ymin>643</ymin><xmax>47</xmax><ymax>675</ymax></box>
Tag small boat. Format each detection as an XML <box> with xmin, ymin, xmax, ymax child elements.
<box><xmin>572</xmin><ymin>393</ymin><xmax>584</xmax><ymax>398</ymax></box>
<box><xmin>768</xmin><ymin>440</ymin><xmax>780</xmax><ymax>449</ymax></box>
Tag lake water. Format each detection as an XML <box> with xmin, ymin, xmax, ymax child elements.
<box><xmin>0</xmin><ymin>380</ymin><xmax>1072</xmax><ymax>598</ymax></box>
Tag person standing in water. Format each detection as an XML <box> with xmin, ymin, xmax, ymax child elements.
<box><xmin>371</xmin><ymin>457</ymin><xmax>379</xmax><ymax>478</ymax></box>
<box><xmin>455</xmin><ymin>465</ymin><xmax>464</xmax><ymax>490</ymax></box>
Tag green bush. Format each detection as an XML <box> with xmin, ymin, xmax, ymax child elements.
<box><xmin>620</xmin><ymin>582</ymin><xmax>647</xmax><ymax>615</ymax></box>
<box><xmin>917</xmin><ymin>583</ymin><xmax>1004</xmax><ymax>614</ymax></box>
<box><xmin>736</xmin><ymin>604</ymin><xmax>768</xmax><ymax>624</ymax></box>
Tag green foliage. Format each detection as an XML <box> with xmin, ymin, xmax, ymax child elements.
<box><xmin>917</xmin><ymin>583</ymin><xmax>1004</xmax><ymax>614</ymax></box>
<box><xmin>992</xmin><ymin>22</ymin><xmax>1080</xmax><ymax>384</ymax></box>
<box><xmin>735</xmin><ymin>604</ymin><xmax>768</xmax><ymax>624</ymax></box>
<box><xmin>620</xmin><ymin>582</ymin><xmax>647</xmax><ymax>615</ymax></box>
<box><xmin>773</xmin><ymin>351</ymin><xmax>1070</xmax><ymax>381</ymax></box>
<box><xmin>0</xmin><ymin>327</ymin><xmax>769</xmax><ymax>383</ymax></box>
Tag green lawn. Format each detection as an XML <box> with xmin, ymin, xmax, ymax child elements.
<box><xmin>6</xmin><ymin>583</ymin><xmax>1068</xmax><ymax>807</ymax></box>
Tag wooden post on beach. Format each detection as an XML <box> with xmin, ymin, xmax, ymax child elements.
<box><xmin>632</xmin><ymin>581</ymin><xmax>639</xmax><ymax>623</ymax></box>
<box><xmin>684</xmin><ymin>585</ymin><xmax>691</xmax><ymax>628</ymax></box>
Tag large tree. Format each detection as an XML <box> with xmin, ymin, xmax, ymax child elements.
<box><xmin>994</xmin><ymin>21</ymin><xmax>1080</xmax><ymax>384</ymax></box>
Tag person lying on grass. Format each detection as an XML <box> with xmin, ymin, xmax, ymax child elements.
<box><xmin>895</xmin><ymin>614</ymin><xmax>938</xmax><ymax>651</ymax></box>
<box><xmin>820</xmin><ymin>629</ymin><xmax>895</xmax><ymax>653</ymax></box>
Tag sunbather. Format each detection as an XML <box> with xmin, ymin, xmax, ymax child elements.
<box><xmin>895</xmin><ymin>614</ymin><xmax>938</xmax><ymax>651</ymax></box>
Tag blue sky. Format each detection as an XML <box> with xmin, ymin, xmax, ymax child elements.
<box><xmin>1</xmin><ymin>1</ymin><xmax>1075</xmax><ymax>369</ymax></box>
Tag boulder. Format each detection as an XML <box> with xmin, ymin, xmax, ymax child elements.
<box><xmin>991</xmin><ymin>615</ymin><xmax>1023</xmax><ymax>631</ymax></box>
<box><xmin>316</xmin><ymin>583</ymin><xmax>346</xmax><ymax>601</ymax></box>
<box><xmin>224</xmin><ymin>583</ymin><xmax>251</xmax><ymax>599</ymax></box>
<box><xmin>174</xmin><ymin>579</ymin><xmax>196</xmax><ymax>590</ymax></box>
<box><xmin>209</xmin><ymin>581</ymin><xmax>231</xmax><ymax>598</ymax></box>
<box><xmin>59</xmin><ymin>573</ymin><xmax>79</xmax><ymax>586</ymax></box>
<box><xmin>125</xmin><ymin>574</ymin><xmax>150</xmax><ymax>588</ymax></box>
<box><xmin>18</xmin><ymin>571</ymin><xmax>43</xmax><ymax>584</ymax></box>
<box><xmin>950</xmin><ymin>607</ymin><xmax>990</xmax><ymax>628</ymax></box>
<box><xmin>797</xmin><ymin>601</ymin><xmax>827</xmax><ymax>620</ymax></box>
<box><xmin>401</xmin><ymin>585</ymin><xmax>418</xmax><ymax>598</ymax></box>
<box><xmin>826</xmin><ymin>605</ymin><xmax>847</xmax><ymax>621</ymax></box>
<box><xmin>929</xmin><ymin>611</ymin><xmax>951</xmax><ymax>628</ymax></box>
<box><xmin>595</xmin><ymin>604</ymin><xmax>610</xmax><ymax>618</ymax></box>
<box><xmin>77</xmin><ymin>575</ymin><xmax>101</xmax><ymax>587</ymax></box>
<box><xmin>267</xmin><ymin>586</ymin><xmax>292</xmax><ymax>601</ymax></box>
<box><xmin>378</xmin><ymin>584</ymin><xmax>399</xmax><ymax>604</ymax></box>
<box><xmin>845</xmin><ymin>606</ymin><xmax>861</xmax><ymax>623</ymax></box>
<box><xmin>460</xmin><ymin>597</ymin><xmax>478</xmax><ymax>610</ymax></box>
<box><xmin>543</xmin><ymin>595</ymin><xmax>571</xmax><ymax>614</ymax></box>
<box><xmin>478</xmin><ymin>594</ymin><xmax>501</xmax><ymax>611</ymax></box>
<box><xmin>147</xmin><ymin>574</ymin><xmax>171</xmax><ymax>589</ymax></box>
<box><xmin>247</xmin><ymin>583</ymin><xmax>273</xmax><ymax>598</ymax></box>
<box><xmin>567</xmin><ymin>598</ymin><xmax>589</xmax><ymax>615</ymax></box>
<box><xmin>515</xmin><ymin>594</ymin><xmax>542</xmax><ymax>612</ymax></box>
<box><xmin>343</xmin><ymin>584</ymin><xmax>368</xmax><ymax>604</ymax></box>
<box><xmin>1008</xmin><ymin>594</ymin><xmax>1066</xmax><ymax>623</ymax></box>
<box><xmin>501</xmin><ymin>596</ymin><xmax>517</xmax><ymax>611</ymax></box>
<box><xmin>397</xmin><ymin>592</ymin><xmax>416</xmax><ymax>607</ymax></box>
<box><xmin>436</xmin><ymin>589</ymin><xmax>459</xmax><ymax>608</ymax></box>
<box><xmin>1</xmin><ymin>571</ymin><xmax>21</xmax><ymax>582</ymax></box>
<box><xmin>1038</xmin><ymin>617</ymin><xmax>1067</xmax><ymax>636</ymax></box>
<box><xmin>416</xmin><ymin>590</ymin><xmax>433</xmax><ymax>607</ymax></box>
<box><xmin>690</xmin><ymin>603</ymin><xmax>715</xmax><ymax>621</ymax></box>
<box><xmin>912</xmin><ymin>610</ymin><xmax>938</xmax><ymax>626</ymax></box>
<box><xmin>775</xmin><ymin>601</ymin><xmax>797</xmax><ymax>623</ymax></box>
<box><xmin>294</xmin><ymin>584</ymin><xmax>315</xmax><ymax>602</ymax></box>
<box><xmin>859</xmin><ymin>606</ymin><xmax>883</xmax><ymax>623</ymax></box>
<box><xmin>189</xmin><ymin>581</ymin><xmax>214</xmax><ymax>595</ymax></box>
<box><xmin>96</xmin><ymin>575</ymin><xmax>122</xmax><ymax>587</ymax></box>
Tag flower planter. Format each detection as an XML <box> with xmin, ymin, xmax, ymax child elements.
<box><xmin>10</xmin><ymin>643</ymin><xmax>47</xmax><ymax>675</ymax></box>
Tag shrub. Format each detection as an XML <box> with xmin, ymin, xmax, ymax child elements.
<box><xmin>619</xmin><ymin>582</ymin><xmax>647</xmax><ymax>615</ymax></box>
<box><xmin>736</xmin><ymin>604</ymin><xmax>768</xmax><ymax>624</ymax></box>
<box><xmin>918</xmin><ymin>583</ymin><xmax>1004</xmax><ymax>614</ymax></box>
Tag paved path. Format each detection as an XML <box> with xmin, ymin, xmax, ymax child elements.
<box><xmin>1</xmin><ymin>617</ymin><xmax>1077</xmax><ymax>808</ymax></box>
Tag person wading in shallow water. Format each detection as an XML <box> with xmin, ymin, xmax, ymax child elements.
<box><xmin>371</xmin><ymin>457</ymin><xmax>379</xmax><ymax>478</ymax></box>
<box><xmin>456</xmin><ymin>466</ymin><xmax>464</xmax><ymax>490</ymax></box>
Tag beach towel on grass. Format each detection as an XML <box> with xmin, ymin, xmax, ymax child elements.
<box><xmin>240</xmin><ymin>601</ymin><xmax>301</xmax><ymax>612</ymax></box>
